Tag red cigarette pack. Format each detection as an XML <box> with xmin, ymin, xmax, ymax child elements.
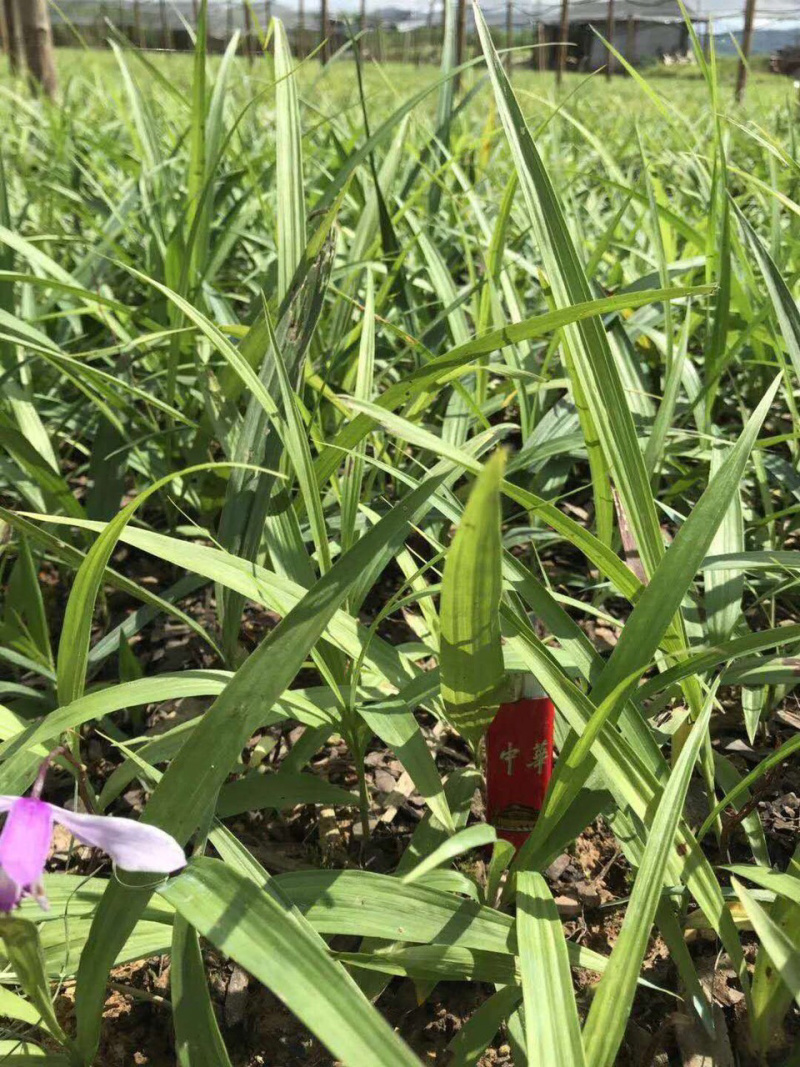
<box><xmin>486</xmin><ymin>686</ymin><xmax>555</xmax><ymax>849</ymax></box>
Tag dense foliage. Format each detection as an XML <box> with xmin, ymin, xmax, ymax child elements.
<box><xmin>0</xmin><ymin>10</ymin><xmax>798</xmax><ymax>1065</ymax></box>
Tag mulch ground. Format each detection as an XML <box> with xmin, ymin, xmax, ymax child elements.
<box><xmin>6</xmin><ymin>538</ymin><xmax>800</xmax><ymax>1065</ymax></box>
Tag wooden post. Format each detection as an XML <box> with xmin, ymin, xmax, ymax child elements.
<box><xmin>243</xmin><ymin>1</ymin><xmax>253</xmax><ymax>62</ymax></box>
<box><xmin>536</xmin><ymin>20</ymin><xmax>545</xmax><ymax>72</ymax></box>
<box><xmin>359</xmin><ymin>0</ymin><xmax>366</xmax><ymax>53</ymax></box>
<box><xmin>297</xmin><ymin>0</ymin><xmax>305</xmax><ymax>56</ymax></box>
<box><xmin>192</xmin><ymin>0</ymin><xmax>198</xmax><ymax>21</ymax></box>
<box><xmin>132</xmin><ymin>0</ymin><xmax>140</xmax><ymax>45</ymax></box>
<box><xmin>226</xmin><ymin>0</ymin><xmax>232</xmax><ymax>44</ymax></box>
<box><xmin>320</xmin><ymin>0</ymin><xmax>329</xmax><ymax>62</ymax></box>
<box><xmin>605</xmin><ymin>0</ymin><xmax>614</xmax><ymax>76</ymax></box>
<box><xmin>735</xmin><ymin>0</ymin><xmax>756</xmax><ymax>103</ymax></box>
<box><xmin>159</xmin><ymin>0</ymin><xmax>172</xmax><ymax>50</ymax></box>
<box><xmin>557</xmin><ymin>0</ymin><xmax>569</xmax><ymax>86</ymax></box>
<box><xmin>626</xmin><ymin>16</ymin><xmax>636</xmax><ymax>66</ymax></box>
<box><xmin>505</xmin><ymin>0</ymin><xmax>512</xmax><ymax>73</ymax></box>
<box><xmin>2</xmin><ymin>0</ymin><xmax>23</xmax><ymax>76</ymax></box>
<box><xmin>19</xmin><ymin>0</ymin><xmax>57</xmax><ymax>99</ymax></box>
<box><xmin>132</xmin><ymin>0</ymin><xmax>142</xmax><ymax>46</ymax></box>
<box><xmin>455</xmin><ymin>0</ymin><xmax>467</xmax><ymax>91</ymax></box>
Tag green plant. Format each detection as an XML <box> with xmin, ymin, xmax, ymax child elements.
<box><xmin>0</xmin><ymin>2</ymin><xmax>797</xmax><ymax>1063</ymax></box>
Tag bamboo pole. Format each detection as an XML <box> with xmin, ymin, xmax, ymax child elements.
<box><xmin>505</xmin><ymin>0</ymin><xmax>512</xmax><ymax>73</ymax></box>
<box><xmin>605</xmin><ymin>0</ymin><xmax>614</xmax><ymax>77</ymax></box>
<box><xmin>735</xmin><ymin>0</ymin><xmax>757</xmax><ymax>103</ymax></box>
<box><xmin>159</xmin><ymin>0</ymin><xmax>172</xmax><ymax>50</ymax></box>
<box><xmin>455</xmin><ymin>0</ymin><xmax>466</xmax><ymax>91</ymax></box>
<box><xmin>557</xmin><ymin>0</ymin><xmax>569</xmax><ymax>86</ymax></box>
<box><xmin>133</xmin><ymin>0</ymin><xmax>143</xmax><ymax>47</ymax></box>
<box><xmin>243</xmin><ymin>1</ymin><xmax>253</xmax><ymax>62</ymax></box>
<box><xmin>320</xmin><ymin>0</ymin><xmax>330</xmax><ymax>62</ymax></box>
<box><xmin>19</xmin><ymin>0</ymin><xmax>57</xmax><ymax>99</ymax></box>
<box><xmin>2</xmin><ymin>0</ymin><xmax>22</xmax><ymax>76</ymax></box>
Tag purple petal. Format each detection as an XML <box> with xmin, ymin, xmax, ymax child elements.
<box><xmin>27</xmin><ymin>879</ymin><xmax>50</xmax><ymax>911</ymax></box>
<box><xmin>0</xmin><ymin>869</ymin><xmax>21</xmax><ymax>912</ymax></box>
<box><xmin>0</xmin><ymin>798</ymin><xmax>53</xmax><ymax>890</ymax></box>
<box><xmin>0</xmin><ymin>797</ymin><xmax>17</xmax><ymax>814</ymax></box>
<box><xmin>54</xmin><ymin>809</ymin><xmax>187</xmax><ymax>873</ymax></box>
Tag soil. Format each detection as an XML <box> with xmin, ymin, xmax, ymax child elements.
<box><xmin>3</xmin><ymin>538</ymin><xmax>800</xmax><ymax>1065</ymax></box>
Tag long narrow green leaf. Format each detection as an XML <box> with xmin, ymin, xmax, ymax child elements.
<box><xmin>55</xmin><ymin>463</ymin><xmax>262</xmax><ymax>707</ymax></box>
<box><xmin>733</xmin><ymin>877</ymin><xmax>800</xmax><ymax>1010</ymax></box>
<box><xmin>274</xmin><ymin>19</ymin><xmax>306</xmax><ymax>302</ymax></box>
<box><xmin>697</xmin><ymin>730</ymin><xmax>800</xmax><ymax>843</ymax></box>
<box><xmin>582</xmin><ymin>691</ymin><xmax>714</xmax><ymax>1067</ymax></box>
<box><xmin>316</xmin><ymin>285</ymin><xmax>710</xmax><ymax>500</ymax></box>
<box><xmin>705</xmin><ymin>436</ymin><xmax>744</xmax><ymax>643</ymax></box>
<box><xmin>172</xmin><ymin>916</ymin><xmax>233</xmax><ymax>1067</ymax></box>
<box><xmin>401</xmin><ymin>824</ymin><xmax>496</xmax><ymax>884</ymax></box>
<box><xmin>160</xmin><ymin>859</ymin><xmax>421</xmax><ymax>1067</ymax></box>
<box><xmin>186</xmin><ymin>0</ymin><xmax>207</xmax><ymax>287</ymax></box>
<box><xmin>517</xmin><ymin>872</ymin><xmax>586</xmax><ymax>1067</ymax></box>
<box><xmin>734</xmin><ymin>854</ymin><xmax>800</xmax><ymax>1055</ymax></box>
<box><xmin>440</xmin><ymin>450</ymin><xmax>506</xmax><ymax>744</ymax></box>
<box><xmin>74</xmin><ymin>473</ymin><xmax>452</xmax><ymax>1061</ymax></box>
<box><xmin>0</xmin><ymin>918</ymin><xmax>70</xmax><ymax>1048</ymax></box>
<box><xmin>734</xmin><ymin>200</ymin><xmax>800</xmax><ymax>387</ymax></box>
<box><xmin>472</xmin><ymin>0</ymin><xmax>664</xmax><ymax>578</ymax></box>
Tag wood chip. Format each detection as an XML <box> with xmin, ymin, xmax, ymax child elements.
<box><xmin>379</xmin><ymin>771</ymin><xmax>416</xmax><ymax>823</ymax></box>
<box><xmin>372</xmin><ymin>768</ymin><xmax>397</xmax><ymax>795</ymax></box>
<box><xmin>554</xmin><ymin>894</ymin><xmax>582</xmax><ymax>918</ymax></box>
<box><xmin>575</xmin><ymin>880</ymin><xmax>601</xmax><ymax>908</ymax></box>
<box><xmin>546</xmin><ymin>853</ymin><xmax>571</xmax><ymax>881</ymax></box>
<box><xmin>319</xmin><ymin>806</ymin><xmax>347</xmax><ymax>863</ymax></box>
<box><xmin>224</xmin><ymin>965</ymin><xmax>249</xmax><ymax>1028</ymax></box>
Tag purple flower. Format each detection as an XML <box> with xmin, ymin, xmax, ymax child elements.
<box><xmin>0</xmin><ymin>795</ymin><xmax>186</xmax><ymax>913</ymax></box>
